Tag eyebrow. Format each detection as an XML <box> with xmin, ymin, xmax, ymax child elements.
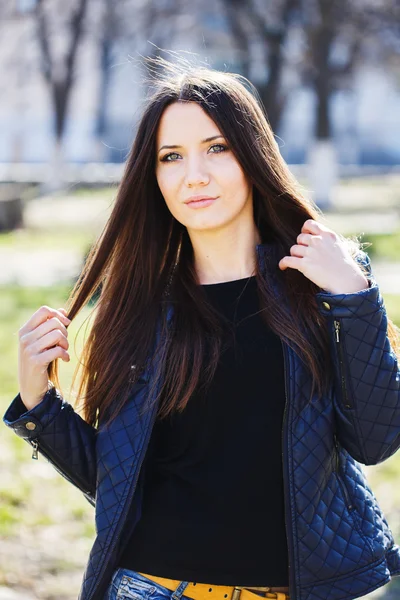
<box><xmin>158</xmin><ymin>135</ymin><xmax>225</xmax><ymax>154</ymax></box>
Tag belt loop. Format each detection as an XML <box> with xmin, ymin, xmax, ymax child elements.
<box><xmin>171</xmin><ymin>581</ymin><xmax>190</xmax><ymax>600</ymax></box>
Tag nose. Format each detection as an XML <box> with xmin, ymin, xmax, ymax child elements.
<box><xmin>184</xmin><ymin>156</ymin><xmax>210</xmax><ymax>187</ymax></box>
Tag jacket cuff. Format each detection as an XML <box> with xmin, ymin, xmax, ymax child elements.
<box><xmin>315</xmin><ymin>277</ymin><xmax>384</xmax><ymax>318</ymax></box>
<box><xmin>3</xmin><ymin>387</ymin><xmax>63</xmax><ymax>440</ymax></box>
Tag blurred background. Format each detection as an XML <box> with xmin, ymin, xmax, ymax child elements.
<box><xmin>0</xmin><ymin>0</ymin><xmax>399</xmax><ymax>598</ymax></box>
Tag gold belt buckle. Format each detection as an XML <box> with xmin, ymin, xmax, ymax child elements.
<box><xmin>232</xmin><ymin>587</ymin><xmax>244</xmax><ymax>600</ymax></box>
<box><xmin>232</xmin><ymin>586</ymin><xmax>272</xmax><ymax>600</ymax></box>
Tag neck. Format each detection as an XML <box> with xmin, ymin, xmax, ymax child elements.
<box><xmin>187</xmin><ymin>224</ymin><xmax>262</xmax><ymax>285</ymax></box>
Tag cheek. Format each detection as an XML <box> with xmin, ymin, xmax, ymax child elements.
<box><xmin>156</xmin><ymin>169</ymin><xmax>179</xmax><ymax>199</ymax></box>
<box><xmin>218</xmin><ymin>157</ymin><xmax>248</xmax><ymax>187</ymax></box>
<box><xmin>223</xmin><ymin>163</ymin><xmax>251</xmax><ymax>202</ymax></box>
<box><xmin>156</xmin><ymin>170</ymin><xmax>183</xmax><ymax>219</ymax></box>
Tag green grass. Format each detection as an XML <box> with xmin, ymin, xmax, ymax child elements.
<box><xmin>359</xmin><ymin>230</ymin><xmax>400</xmax><ymax>262</ymax></box>
<box><xmin>68</xmin><ymin>184</ymin><xmax>119</xmax><ymax>198</ymax></box>
<box><xmin>385</xmin><ymin>296</ymin><xmax>400</xmax><ymax>329</ymax></box>
<box><xmin>0</xmin><ymin>505</ymin><xmax>20</xmax><ymax>536</ymax></box>
<box><xmin>0</xmin><ymin>482</ymin><xmax>31</xmax><ymax>508</ymax></box>
<box><xmin>0</xmin><ymin>228</ymin><xmax>95</xmax><ymax>251</ymax></box>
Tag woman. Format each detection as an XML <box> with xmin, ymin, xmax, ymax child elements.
<box><xmin>3</xmin><ymin>58</ymin><xmax>400</xmax><ymax>600</ymax></box>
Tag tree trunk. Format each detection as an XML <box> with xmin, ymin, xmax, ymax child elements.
<box><xmin>307</xmin><ymin>139</ymin><xmax>338</xmax><ymax>210</ymax></box>
<box><xmin>43</xmin><ymin>138</ymin><xmax>66</xmax><ymax>193</ymax></box>
<box><xmin>307</xmin><ymin>15</ymin><xmax>337</xmax><ymax>209</ymax></box>
<box><xmin>93</xmin><ymin>35</ymin><xmax>113</xmax><ymax>162</ymax></box>
<box><xmin>35</xmin><ymin>0</ymin><xmax>89</xmax><ymax>188</ymax></box>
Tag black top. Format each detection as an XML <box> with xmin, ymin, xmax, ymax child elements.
<box><xmin>118</xmin><ymin>275</ymin><xmax>289</xmax><ymax>586</ymax></box>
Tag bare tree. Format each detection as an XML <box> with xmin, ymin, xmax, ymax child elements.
<box><xmin>35</xmin><ymin>0</ymin><xmax>88</xmax><ymax>142</ymax></box>
<box><xmin>299</xmin><ymin>0</ymin><xmax>400</xmax><ymax>207</ymax></box>
<box><xmin>92</xmin><ymin>0</ymin><xmax>118</xmax><ymax>161</ymax></box>
<box><xmin>34</xmin><ymin>0</ymin><xmax>89</xmax><ymax>186</ymax></box>
<box><xmin>127</xmin><ymin>0</ymin><xmax>196</xmax><ymax>86</ymax></box>
<box><xmin>220</xmin><ymin>0</ymin><xmax>299</xmax><ymax>132</ymax></box>
<box><xmin>91</xmin><ymin>0</ymin><xmax>190</xmax><ymax>160</ymax></box>
<box><xmin>300</xmin><ymin>0</ymin><xmax>361</xmax><ymax>141</ymax></box>
<box><xmin>0</xmin><ymin>5</ymin><xmax>35</xmax><ymax>163</ymax></box>
<box><xmin>219</xmin><ymin>0</ymin><xmax>252</xmax><ymax>81</ymax></box>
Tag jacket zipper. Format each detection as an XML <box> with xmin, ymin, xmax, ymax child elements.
<box><xmin>281</xmin><ymin>338</ymin><xmax>296</xmax><ymax>600</ymax></box>
<box><xmin>333</xmin><ymin>435</ymin><xmax>353</xmax><ymax>510</ymax></box>
<box><xmin>31</xmin><ymin>440</ymin><xmax>39</xmax><ymax>460</ymax></box>
<box><xmin>333</xmin><ymin>320</ymin><xmax>352</xmax><ymax>409</ymax></box>
<box><xmin>29</xmin><ymin>438</ymin><xmax>93</xmax><ymax>495</ymax></box>
<box><xmin>88</xmin><ymin>392</ymin><xmax>160</xmax><ymax>599</ymax></box>
<box><xmin>89</xmin><ymin>312</ymin><xmax>174</xmax><ymax>598</ymax></box>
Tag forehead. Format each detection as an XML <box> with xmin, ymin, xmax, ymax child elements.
<box><xmin>156</xmin><ymin>102</ymin><xmax>221</xmax><ymax>142</ymax></box>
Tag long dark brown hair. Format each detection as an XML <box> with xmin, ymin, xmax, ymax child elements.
<box><xmin>48</xmin><ymin>56</ymin><xmax>400</xmax><ymax>429</ymax></box>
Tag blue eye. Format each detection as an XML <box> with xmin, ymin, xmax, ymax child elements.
<box><xmin>210</xmin><ymin>144</ymin><xmax>228</xmax><ymax>154</ymax></box>
<box><xmin>160</xmin><ymin>143</ymin><xmax>228</xmax><ymax>162</ymax></box>
<box><xmin>161</xmin><ymin>152</ymin><xmax>180</xmax><ymax>162</ymax></box>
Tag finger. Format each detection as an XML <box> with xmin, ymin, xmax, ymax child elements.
<box><xmin>33</xmin><ymin>329</ymin><xmax>69</xmax><ymax>355</ymax></box>
<box><xmin>38</xmin><ymin>345</ymin><xmax>70</xmax><ymax>365</ymax></box>
<box><xmin>40</xmin><ymin>306</ymin><xmax>70</xmax><ymax>327</ymax></box>
<box><xmin>279</xmin><ymin>256</ymin><xmax>303</xmax><ymax>271</ymax></box>
<box><xmin>19</xmin><ymin>307</ymin><xmax>70</xmax><ymax>340</ymax></box>
<box><xmin>297</xmin><ymin>233</ymin><xmax>314</xmax><ymax>246</ymax></box>
<box><xmin>57</xmin><ymin>307</ymin><xmax>71</xmax><ymax>321</ymax></box>
<box><xmin>302</xmin><ymin>219</ymin><xmax>335</xmax><ymax>239</ymax></box>
<box><xmin>28</xmin><ymin>317</ymin><xmax>69</xmax><ymax>344</ymax></box>
<box><xmin>290</xmin><ymin>244</ymin><xmax>307</xmax><ymax>258</ymax></box>
<box><xmin>301</xmin><ymin>219</ymin><xmax>323</xmax><ymax>234</ymax></box>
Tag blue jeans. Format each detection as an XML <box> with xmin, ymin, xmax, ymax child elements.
<box><xmin>105</xmin><ymin>569</ymin><xmax>191</xmax><ymax>600</ymax></box>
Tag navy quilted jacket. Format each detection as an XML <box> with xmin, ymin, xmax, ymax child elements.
<box><xmin>3</xmin><ymin>243</ymin><xmax>400</xmax><ymax>600</ymax></box>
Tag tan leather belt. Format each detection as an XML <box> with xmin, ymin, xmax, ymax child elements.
<box><xmin>137</xmin><ymin>572</ymin><xmax>290</xmax><ymax>600</ymax></box>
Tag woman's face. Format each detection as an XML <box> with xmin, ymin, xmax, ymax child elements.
<box><xmin>155</xmin><ymin>101</ymin><xmax>253</xmax><ymax>234</ymax></box>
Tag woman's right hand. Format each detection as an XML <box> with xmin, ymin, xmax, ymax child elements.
<box><xmin>18</xmin><ymin>306</ymin><xmax>72</xmax><ymax>411</ymax></box>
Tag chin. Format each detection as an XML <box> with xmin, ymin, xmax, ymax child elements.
<box><xmin>187</xmin><ymin>218</ymin><xmax>230</xmax><ymax>232</ymax></box>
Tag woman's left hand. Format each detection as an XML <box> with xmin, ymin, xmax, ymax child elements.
<box><xmin>278</xmin><ymin>219</ymin><xmax>370</xmax><ymax>295</ymax></box>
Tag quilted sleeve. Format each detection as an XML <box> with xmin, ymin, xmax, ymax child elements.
<box><xmin>3</xmin><ymin>387</ymin><xmax>97</xmax><ymax>506</ymax></box>
<box><xmin>315</xmin><ymin>250</ymin><xmax>400</xmax><ymax>466</ymax></box>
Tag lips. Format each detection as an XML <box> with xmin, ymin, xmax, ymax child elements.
<box><xmin>184</xmin><ymin>195</ymin><xmax>218</xmax><ymax>204</ymax></box>
<box><xmin>185</xmin><ymin>196</ymin><xmax>218</xmax><ymax>209</ymax></box>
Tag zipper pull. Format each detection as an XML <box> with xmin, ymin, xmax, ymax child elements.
<box><xmin>334</xmin><ymin>435</ymin><xmax>339</xmax><ymax>472</ymax></box>
<box><xmin>334</xmin><ymin>320</ymin><xmax>340</xmax><ymax>342</ymax></box>
<box><xmin>31</xmin><ymin>441</ymin><xmax>39</xmax><ymax>460</ymax></box>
